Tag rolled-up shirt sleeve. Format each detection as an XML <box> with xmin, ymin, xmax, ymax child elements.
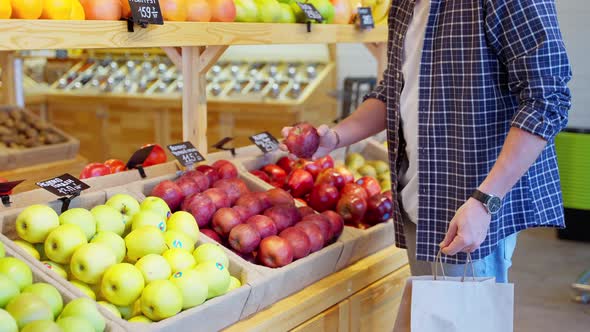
<box><xmin>485</xmin><ymin>0</ymin><xmax>572</xmax><ymax>140</ymax></box>
<box><xmin>364</xmin><ymin>77</ymin><xmax>388</xmax><ymax>104</ymax></box>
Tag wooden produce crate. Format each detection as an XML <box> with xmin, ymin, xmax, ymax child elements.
<box><xmin>0</xmin><ymin>232</ymin><xmax>125</xmax><ymax>332</ymax></box>
<box><xmin>0</xmin><ymin>106</ymin><xmax>79</xmax><ymax>170</ymax></box>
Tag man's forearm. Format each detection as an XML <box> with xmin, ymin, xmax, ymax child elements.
<box><xmin>332</xmin><ymin>98</ymin><xmax>387</xmax><ymax>148</ymax></box>
<box><xmin>478</xmin><ymin>127</ymin><xmax>548</xmax><ymax>198</ymax></box>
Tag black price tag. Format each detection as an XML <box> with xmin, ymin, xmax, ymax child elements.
<box><xmin>250</xmin><ymin>131</ymin><xmax>280</xmax><ymax>154</ymax></box>
<box><xmin>126</xmin><ymin>145</ymin><xmax>155</xmax><ymax>170</ymax></box>
<box><xmin>167</xmin><ymin>141</ymin><xmax>205</xmax><ymax>167</ymax></box>
<box><xmin>0</xmin><ymin>180</ymin><xmax>24</xmax><ymax>194</ymax></box>
<box><xmin>297</xmin><ymin>2</ymin><xmax>323</xmax><ymax>23</ymax></box>
<box><xmin>36</xmin><ymin>174</ymin><xmax>89</xmax><ymax>197</ymax></box>
<box><xmin>212</xmin><ymin>137</ymin><xmax>236</xmax><ymax>157</ymax></box>
<box><xmin>128</xmin><ymin>0</ymin><xmax>164</xmax><ymax>26</ymax></box>
<box><xmin>357</xmin><ymin>7</ymin><xmax>375</xmax><ymax>30</ymax></box>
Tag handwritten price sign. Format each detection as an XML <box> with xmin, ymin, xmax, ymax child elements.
<box><xmin>250</xmin><ymin>132</ymin><xmax>280</xmax><ymax>153</ymax></box>
<box><xmin>36</xmin><ymin>174</ymin><xmax>89</xmax><ymax>197</ymax></box>
<box><xmin>167</xmin><ymin>141</ymin><xmax>205</xmax><ymax>167</ymax></box>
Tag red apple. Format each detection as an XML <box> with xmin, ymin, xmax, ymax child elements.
<box><xmin>213</xmin><ymin>160</ymin><xmax>238</xmax><ymax>179</ymax></box>
<box><xmin>213</xmin><ymin>178</ymin><xmax>249</xmax><ymax>205</ymax></box>
<box><xmin>104</xmin><ymin>159</ymin><xmax>126</xmax><ymax>173</ymax></box>
<box><xmin>235</xmin><ymin>193</ymin><xmax>263</xmax><ymax>216</ymax></box>
<box><xmin>233</xmin><ymin>205</ymin><xmax>254</xmax><ymax>223</ymax></box>
<box><xmin>79</xmin><ymin>163</ymin><xmax>111</xmax><ymax>179</ymax></box>
<box><xmin>175</xmin><ymin>177</ymin><xmax>200</xmax><ymax>198</ymax></box>
<box><xmin>382</xmin><ymin>190</ymin><xmax>393</xmax><ymax>201</ymax></box>
<box><xmin>336</xmin><ymin>194</ymin><xmax>367</xmax><ymax>225</ymax></box>
<box><xmin>184</xmin><ymin>193</ymin><xmax>216</xmax><ymax>228</ymax></box>
<box><xmin>151</xmin><ymin>180</ymin><xmax>184</xmax><ymax>211</ymax></box>
<box><xmin>286</xmin><ymin>169</ymin><xmax>314</xmax><ymax>198</ymax></box>
<box><xmin>301</xmin><ymin>214</ymin><xmax>333</xmax><ymax>244</ymax></box>
<box><xmin>250</xmin><ymin>170</ymin><xmax>271</xmax><ymax>183</ymax></box>
<box><xmin>294</xmin><ymin>222</ymin><xmax>324</xmax><ymax>253</ymax></box>
<box><xmin>298</xmin><ymin>206</ymin><xmax>315</xmax><ymax>218</ymax></box>
<box><xmin>316</xmin><ymin>155</ymin><xmax>334</xmax><ymax>170</ymax></box>
<box><xmin>255</xmin><ymin>192</ymin><xmax>272</xmax><ymax>210</ymax></box>
<box><xmin>307</xmin><ymin>184</ymin><xmax>340</xmax><ymax>212</ymax></box>
<box><xmin>340</xmin><ymin>183</ymin><xmax>368</xmax><ymax>201</ymax></box>
<box><xmin>246</xmin><ymin>215</ymin><xmax>278</xmax><ymax>239</ymax></box>
<box><xmin>266</xmin><ymin>188</ymin><xmax>295</xmax><ymax>206</ymax></box>
<box><xmin>263</xmin><ymin>205</ymin><xmax>299</xmax><ymax>232</ymax></box>
<box><xmin>181</xmin><ymin>170</ymin><xmax>210</xmax><ymax>191</ymax></box>
<box><xmin>279</xmin><ymin>227</ymin><xmax>311</xmax><ymax>260</ymax></box>
<box><xmin>356</xmin><ymin>176</ymin><xmax>381</xmax><ymax>198</ymax></box>
<box><xmin>365</xmin><ymin>194</ymin><xmax>393</xmax><ymax>225</ymax></box>
<box><xmin>201</xmin><ymin>229</ymin><xmax>222</xmax><ymax>243</ymax></box>
<box><xmin>316</xmin><ymin>168</ymin><xmax>345</xmax><ymax>190</ymax></box>
<box><xmin>295</xmin><ymin>198</ymin><xmax>307</xmax><ymax>206</ymax></box>
<box><xmin>294</xmin><ymin>159</ymin><xmax>321</xmax><ymax>180</ymax></box>
<box><xmin>202</xmin><ymin>188</ymin><xmax>231</xmax><ymax>209</ymax></box>
<box><xmin>276</xmin><ymin>156</ymin><xmax>295</xmax><ymax>174</ymax></box>
<box><xmin>334</xmin><ymin>166</ymin><xmax>354</xmax><ymax>184</ymax></box>
<box><xmin>229</xmin><ymin>224</ymin><xmax>261</xmax><ymax>254</ymax></box>
<box><xmin>196</xmin><ymin>165</ymin><xmax>220</xmax><ymax>185</ymax></box>
<box><xmin>284</xmin><ymin>122</ymin><xmax>320</xmax><ymax>159</ymax></box>
<box><xmin>321</xmin><ymin>210</ymin><xmax>344</xmax><ymax>240</ymax></box>
<box><xmin>262</xmin><ymin>164</ymin><xmax>287</xmax><ymax>187</ymax></box>
<box><xmin>141</xmin><ymin>143</ymin><xmax>167</xmax><ymax>167</ymax></box>
<box><xmin>212</xmin><ymin>207</ymin><xmax>242</xmax><ymax>237</ymax></box>
<box><xmin>258</xmin><ymin>236</ymin><xmax>294</xmax><ymax>268</ymax></box>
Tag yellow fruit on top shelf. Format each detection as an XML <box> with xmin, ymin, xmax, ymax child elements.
<box><xmin>0</xmin><ymin>0</ymin><xmax>12</xmax><ymax>19</ymax></box>
<box><xmin>41</xmin><ymin>0</ymin><xmax>72</xmax><ymax>19</ymax></box>
<box><xmin>10</xmin><ymin>0</ymin><xmax>43</xmax><ymax>19</ymax></box>
<box><xmin>69</xmin><ymin>0</ymin><xmax>83</xmax><ymax>19</ymax></box>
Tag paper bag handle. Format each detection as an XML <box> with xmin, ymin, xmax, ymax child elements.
<box><xmin>434</xmin><ymin>251</ymin><xmax>476</xmax><ymax>282</ymax></box>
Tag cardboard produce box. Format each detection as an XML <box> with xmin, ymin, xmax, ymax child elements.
<box><xmin>0</xmin><ymin>233</ymin><xmax>125</xmax><ymax>332</ymax></box>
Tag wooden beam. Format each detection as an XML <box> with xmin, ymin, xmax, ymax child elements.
<box><xmin>199</xmin><ymin>45</ymin><xmax>228</xmax><ymax>74</ymax></box>
<box><xmin>162</xmin><ymin>47</ymin><xmax>182</xmax><ymax>70</ymax></box>
<box><xmin>364</xmin><ymin>42</ymin><xmax>387</xmax><ymax>82</ymax></box>
<box><xmin>0</xmin><ymin>51</ymin><xmax>16</xmax><ymax>105</ymax></box>
<box><xmin>181</xmin><ymin>46</ymin><xmax>208</xmax><ymax>155</ymax></box>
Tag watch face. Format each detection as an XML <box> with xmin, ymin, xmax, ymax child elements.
<box><xmin>487</xmin><ymin>197</ymin><xmax>502</xmax><ymax>214</ymax></box>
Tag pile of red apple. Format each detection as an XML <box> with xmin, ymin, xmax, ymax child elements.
<box><xmin>150</xmin><ymin>160</ymin><xmax>344</xmax><ymax>268</ymax></box>
<box><xmin>79</xmin><ymin>143</ymin><xmax>168</xmax><ymax>179</ymax></box>
<box><xmin>250</xmin><ymin>155</ymin><xmax>393</xmax><ymax>229</ymax></box>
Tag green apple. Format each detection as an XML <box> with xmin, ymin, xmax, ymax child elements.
<box><xmin>70</xmin><ymin>243</ymin><xmax>116</xmax><ymax>284</ymax></box>
<box><xmin>125</xmin><ymin>226</ymin><xmax>167</xmax><ymax>263</ymax></box>
<box><xmin>162</xmin><ymin>249</ymin><xmax>195</xmax><ymax>273</ymax></box>
<box><xmin>345</xmin><ymin>152</ymin><xmax>366</xmax><ymax>170</ymax></box>
<box><xmin>59</xmin><ymin>208</ymin><xmax>96</xmax><ymax>241</ymax></box>
<box><xmin>44</xmin><ymin>224</ymin><xmax>88</xmax><ymax>264</ymax></box>
<box><xmin>169</xmin><ymin>269</ymin><xmax>207</xmax><ymax>309</ymax></box>
<box><xmin>131</xmin><ymin>210</ymin><xmax>166</xmax><ymax>232</ymax></box>
<box><xmin>166</xmin><ymin>211</ymin><xmax>200</xmax><ymax>244</ymax></box>
<box><xmin>40</xmin><ymin>261</ymin><xmax>67</xmax><ymax>279</ymax></box>
<box><xmin>105</xmin><ymin>194</ymin><xmax>141</xmax><ymax>232</ymax></box>
<box><xmin>128</xmin><ymin>315</ymin><xmax>151</xmax><ymax>323</ymax></box>
<box><xmin>0</xmin><ymin>242</ymin><xmax>4</xmax><ymax>258</ymax></box>
<box><xmin>357</xmin><ymin>164</ymin><xmax>377</xmax><ymax>178</ymax></box>
<box><xmin>13</xmin><ymin>240</ymin><xmax>40</xmax><ymax>260</ymax></box>
<box><xmin>278</xmin><ymin>3</ymin><xmax>295</xmax><ymax>23</ymax></box>
<box><xmin>58</xmin><ymin>297</ymin><xmax>105</xmax><ymax>332</ymax></box>
<box><xmin>140</xmin><ymin>280</ymin><xmax>182</xmax><ymax>321</ymax></box>
<box><xmin>116</xmin><ymin>299</ymin><xmax>141</xmax><ymax>320</ymax></box>
<box><xmin>15</xmin><ymin>205</ymin><xmax>59</xmax><ymax>244</ymax></box>
<box><xmin>254</xmin><ymin>0</ymin><xmax>281</xmax><ymax>22</ymax></box>
<box><xmin>21</xmin><ymin>320</ymin><xmax>61</xmax><ymax>332</ymax></box>
<box><xmin>69</xmin><ymin>280</ymin><xmax>96</xmax><ymax>300</ymax></box>
<box><xmin>193</xmin><ymin>260</ymin><xmax>230</xmax><ymax>299</ymax></box>
<box><xmin>90</xmin><ymin>205</ymin><xmax>125</xmax><ymax>236</ymax></box>
<box><xmin>163</xmin><ymin>230</ymin><xmax>194</xmax><ymax>252</ymax></box>
<box><xmin>97</xmin><ymin>301</ymin><xmax>121</xmax><ymax>319</ymax></box>
<box><xmin>235</xmin><ymin>0</ymin><xmax>258</xmax><ymax>22</ymax></box>
<box><xmin>6</xmin><ymin>293</ymin><xmax>53</xmax><ymax>329</ymax></box>
<box><xmin>34</xmin><ymin>243</ymin><xmax>47</xmax><ymax>260</ymax></box>
<box><xmin>308</xmin><ymin>0</ymin><xmax>335</xmax><ymax>23</ymax></box>
<box><xmin>22</xmin><ymin>283</ymin><xmax>63</xmax><ymax>319</ymax></box>
<box><xmin>135</xmin><ymin>254</ymin><xmax>171</xmax><ymax>284</ymax></box>
<box><xmin>56</xmin><ymin>316</ymin><xmax>95</xmax><ymax>332</ymax></box>
<box><xmin>228</xmin><ymin>276</ymin><xmax>241</xmax><ymax>292</ymax></box>
<box><xmin>0</xmin><ymin>274</ymin><xmax>20</xmax><ymax>308</ymax></box>
<box><xmin>101</xmin><ymin>263</ymin><xmax>144</xmax><ymax>306</ymax></box>
<box><xmin>139</xmin><ymin>197</ymin><xmax>171</xmax><ymax>221</ymax></box>
<box><xmin>192</xmin><ymin>243</ymin><xmax>229</xmax><ymax>269</ymax></box>
<box><xmin>90</xmin><ymin>231</ymin><xmax>126</xmax><ymax>263</ymax></box>
<box><xmin>0</xmin><ymin>308</ymin><xmax>17</xmax><ymax>332</ymax></box>
<box><xmin>0</xmin><ymin>257</ymin><xmax>33</xmax><ymax>291</ymax></box>
<box><xmin>377</xmin><ymin>172</ymin><xmax>390</xmax><ymax>182</ymax></box>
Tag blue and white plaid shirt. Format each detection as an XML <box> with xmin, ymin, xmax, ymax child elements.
<box><xmin>366</xmin><ymin>0</ymin><xmax>572</xmax><ymax>263</ymax></box>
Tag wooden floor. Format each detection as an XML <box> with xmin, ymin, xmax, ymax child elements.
<box><xmin>512</xmin><ymin>228</ymin><xmax>590</xmax><ymax>331</ymax></box>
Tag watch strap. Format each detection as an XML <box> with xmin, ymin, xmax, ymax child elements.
<box><xmin>471</xmin><ymin>189</ymin><xmax>490</xmax><ymax>205</ymax></box>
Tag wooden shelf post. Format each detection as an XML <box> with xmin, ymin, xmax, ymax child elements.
<box><xmin>364</xmin><ymin>42</ymin><xmax>387</xmax><ymax>82</ymax></box>
<box><xmin>0</xmin><ymin>51</ymin><xmax>17</xmax><ymax>105</ymax></box>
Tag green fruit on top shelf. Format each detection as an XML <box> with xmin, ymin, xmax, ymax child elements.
<box><xmin>21</xmin><ymin>283</ymin><xmax>63</xmax><ymax>319</ymax></box>
<box><xmin>194</xmin><ymin>260</ymin><xmax>231</xmax><ymax>299</ymax></box>
<box><xmin>0</xmin><ymin>274</ymin><xmax>20</xmax><ymax>308</ymax></box>
<box><xmin>235</xmin><ymin>0</ymin><xmax>258</xmax><ymax>22</ymax></box>
<box><xmin>166</xmin><ymin>211</ymin><xmax>200</xmax><ymax>244</ymax></box>
<box><xmin>128</xmin><ymin>315</ymin><xmax>152</xmax><ymax>323</ymax></box>
<box><xmin>13</xmin><ymin>240</ymin><xmax>40</xmax><ymax>260</ymax></box>
<box><xmin>278</xmin><ymin>2</ymin><xmax>296</xmax><ymax>23</ymax></box>
<box><xmin>70</xmin><ymin>243</ymin><xmax>116</xmax><ymax>285</ymax></box>
<box><xmin>170</xmin><ymin>269</ymin><xmax>208</xmax><ymax>310</ymax></box>
<box><xmin>0</xmin><ymin>257</ymin><xmax>33</xmax><ymax>291</ymax></box>
<box><xmin>97</xmin><ymin>301</ymin><xmax>121</xmax><ymax>319</ymax></box>
<box><xmin>125</xmin><ymin>226</ymin><xmax>167</xmax><ymax>263</ymax></box>
<box><xmin>140</xmin><ymin>280</ymin><xmax>182</xmax><ymax>322</ymax></box>
<box><xmin>228</xmin><ymin>276</ymin><xmax>242</xmax><ymax>292</ymax></box>
<box><xmin>105</xmin><ymin>194</ymin><xmax>141</xmax><ymax>232</ymax></box>
<box><xmin>0</xmin><ymin>308</ymin><xmax>18</xmax><ymax>332</ymax></box>
<box><xmin>140</xmin><ymin>197</ymin><xmax>171</xmax><ymax>221</ymax></box>
<box><xmin>56</xmin><ymin>316</ymin><xmax>95</xmax><ymax>332</ymax></box>
<box><xmin>58</xmin><ymin>297</ymin><xmax>105</xmax><ymax>332</ymax></box>
<box><xmin>20</xmin><ymin>320</ymin><xmax>61</xmax><ymax>332</ymax></box>
<box><xmin>69</xmin><ymin>280</ymin><xmax>96</xmax><ymax>300</ymax></box>
<box><xmin>6</xmin><ymin>293</ymin><xmax>53</xmax><ymax>329</ymax></box>
<box><xmin>164</xmin><ymin>230</ymin><xmax>195</xmax><ymax>252</ymax></box>
<box><xmin>90</xmin><ymin>231</ymin><xmax>126</xmax><ymax>264</ymax></box>
<box><xmin>91</xmin><ymin>205</ymin><xmax>125</xmax><ymax>236</ymax></box>
<box><xmin>135</xmin><ymin>254</ymin><xmax>171</xmax><ymax>284</ymax></box>
<box><xmin>40</xmin><ymin>261</ymin><xmax>67</xmax><ymax>279</ymax></box>
<box><xmin>357</xmin><ymin>164</ymin><xmax>377</xmax><ymax>178</ymax></box>
<box><xmin>192</xmin><ymin>243</ymin><xmax>229</xmax><ymax>269</ymax></box>
<box><xmin>162</xmin><ymin>249</ymin><xmax>196</xmax><ymax>274</ymax></box>
<box><xmin>100</xmin><ymin>263</ymin><xmax>144</xmax><ymax>307</ymax></box>
<box><xmin>44</xmin><ymin>224</ymin><xmax>88</xmax><ymax>264</ymax></box>
<box><xmin>16</xmin><ymin>205</ymin><xmax>59</xmax><ymax>244</ymax></box>
<box><xmin>254</xmin><ymin>0</ymin><xmax>282</xmax><ymax>22</ymax></box>
<box><xmin>345</xmin><ymin>152</ymin><xmax>365</xmax><ymax>170</ymax></box>
<box><xmin>116</xmin><ymin>299</ymin><xmax>141</xmax><ymax>320</ymax></box>
<box><xmin>59</xmin><ymin>208</ymin><xmax>96</xmax><ymax>241</ymax></box>
<box><xmin>131</xmin><ymin>210</ymin><xmax>166</xmax><ymax>233</ymax></box>
<box><xmin>309</xmin><ymin>0</ymin><xmax>335</xmax><ymax>23</ymax></box>
<box><xmin>0</xmin><ymin>242</ymin><xmax>4</xmax><ymax>258</ymax></box>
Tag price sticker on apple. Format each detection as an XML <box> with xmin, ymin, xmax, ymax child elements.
<box><xmin>250</xmin><ymin>131</ymin><xmax>280</xmax><ymax>154</ymax></box>
<box><xmin>126</xmin><ymin>145</ymin><xmax>155</xmax><ymax>178</ymax></box>
<box><xmin>128</xmin><ymin>0</ymin><xmax>164</xmax><ymax>26</ymax></box>
<box><xmin>357</xmin><ymin>7</ymin><xmax>375</xmax><ymax>30</ymax></box>
<box><xmin>167</xmin><ymin>141</ymin><xmax>205</xmax><ymax>168</ymax></box>
<box><xmin>0</xmin><ymin>179</ymin><xmax>25</xmax><ymax>207</ymax></box>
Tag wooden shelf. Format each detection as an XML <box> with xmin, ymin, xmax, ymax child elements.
<box><xmin>0</xmin><ymin>20</ymin><xmax>387</xmax><ymax>51</ymax></box>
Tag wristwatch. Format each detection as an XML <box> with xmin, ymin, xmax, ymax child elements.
<box><xmin>471</xmin><ymin>189</ymin><xmax>502</xmax><ymax>215</ymax></box>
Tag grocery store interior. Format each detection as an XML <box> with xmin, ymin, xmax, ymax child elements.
<box><xmin>0</xmin><ymin>1</ymin><xmax>589</xmax><ymax>332</ymax></box>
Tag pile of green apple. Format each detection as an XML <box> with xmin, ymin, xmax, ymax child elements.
<box><xmin>10</xmin><ymin>194</ymin><xmax>242</xmax><ymax>324</ymax></box>
<box><xmin>344</xmin><ymin>152</ymin><xmax>391</xmax><ymax>191</ymax></box>
<box><xmin>0</xmin><ymin>242</ymin><xmax>105</xmax><ymax>332</ymax></box>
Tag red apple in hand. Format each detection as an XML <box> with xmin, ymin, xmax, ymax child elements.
<box><xmin>182</xmin><ymin>170</ymin><xmax>210</xmax><ymax>192</ymax></box>
<box><xmin>294</xmin><ymin>222</ymin><xmax>324</xmax><ymax>253</ymax></box>
<box><xmin>276</xmin><ymin>156</ymin><xmax>295</xmax><ymax>174</ymax></box>
<box><xmin>258</xmin><ymin>236</ymin><xmax>294</xmax><ymax>268</ymax></box>
<box><xmin>151</xmin><ymin>180</ymin><xmax>184</xmax><ymax>211</ymax></box>
<box><xmin>340</xmin><ymin>183</ymin><xmax>368</xmax><ymax>201</ymax></box>
<box><xmin>104</xmin><ymin>159</ymin><xmax>126</xmax><ymax>173</ymax></box>
<box><xmin>201</xmin><ymin>229</ymin><xmax>222</xmax><ymax>243</ymax></box>
<box><xmin>286</xmin><ymin>169</ymin><xmax>314</xmax><ymax>198</ymax></box>
<box><xmin>279</xmin><ymin>227</ymin><xmax>311</xmax><ymax>260</ymax></box>
<box><xmin>356</xmin><ymin>176</ymin><xmax>381</xmax><ymax>198</ymax></box>
<box><xmin>229</xmin><ymin>224</ymin><xmax>261</xmax><ymax>254</ymax></box>
<box><xmin>382</xmin><ymin>190</ymin><xmax>393</xmax><ymax>201</ymax></box>
<box><xmin>365</xmin><ymin>194</ymin><xmax>393</xmax><ymax>225</ymax></box>
<box><xmin>196</xmin><ymin>165</ymin><xmax>220</xmax><ymax>185</ymax></box>
<box><xmin>294</xmin><ymin>159</ymin><xmax>321</xmax><ymax>180</ymax></box>
<box><xmin>336</xmin><ymin>194</ymin><xmax>367</xmax><ymax>225</ymax></box>
<box><xmin>316</xmin><ymin>168</ymin><xmax>346</xmax><ymax>190</ymax></box>
<box><xmin>284</xmin><ymin>122</ymin><xmax>320</xmax><ymax>159</ymax></box>
<box><xmin>141</xmin><ymin>143</ymin><xmax>167</xmax><ymax>167</ymax></box>
<box><xmin>80</xmin><ymin>163</ymin><xmax>111</xmax><ymax>179</ymax></box>
<box><xmin>250</xmin><ymin>170</ymin><xmax>271</xmax><ymax>183</ymax></box>
<box><xmin>175</xmin><ymin>177</ymin><xmax>200</xmax><ymax>198</ymax></box>
<box><xmin>334</xmin><ymin>166</ymin><xmax>354</xmax><ymax>184</ymax></box>
<box><xmin>262</xmin><ymin>164</ymin><xmax>287</xmax><ymax>187</ymax></box>
<box><xmin>212</xmin><ymin>160</ymin><xmax>238</xmax><ymax>179</ymax></box>
<box><xmin>246</xmin><ymin>215</ymin><xmax>278</xmax><ymax>239</ymax></box>
<box><xmin>307</xmin><ymin>184</ymin><xmax>340</xmax><ymax>212</ymax></box>
<box><xmin>212</xmin><ymin>207</ymin><xmax>242</xmax><ymax>237</ymax></box>
<box><xmin>202</xmin><ymin>188</ymin><xmax>231</xmax><ymax>209</ymax></box>
<box><xmin>266</xmin><ymin>188</ymin><xmax>295</xmax><ymax>206</ymax></box>
<box><xmin>184</xmin><ymin>193</ymin><xmax>216</xmax><ymax>228</ymax></box>
<box><xmin>321</xmin><ymin>210</ymin><xmax>344</xmax><ymax>240</ymax></box>
<box><xmin>316</xmin><ymin>155</ymin><xmax>334</xmax><ymax>170</ymax></box>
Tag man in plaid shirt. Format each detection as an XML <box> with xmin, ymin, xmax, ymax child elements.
<box><xmin>283</xmin><ymin>0</ymin><xmax>571</xmax><ymax>282</ymax></box>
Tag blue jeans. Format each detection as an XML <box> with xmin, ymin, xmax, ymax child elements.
<box><xmin>403</xmin><ymin>219</ymin><xmax>518</xmax><ymax>283</ymax></box>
